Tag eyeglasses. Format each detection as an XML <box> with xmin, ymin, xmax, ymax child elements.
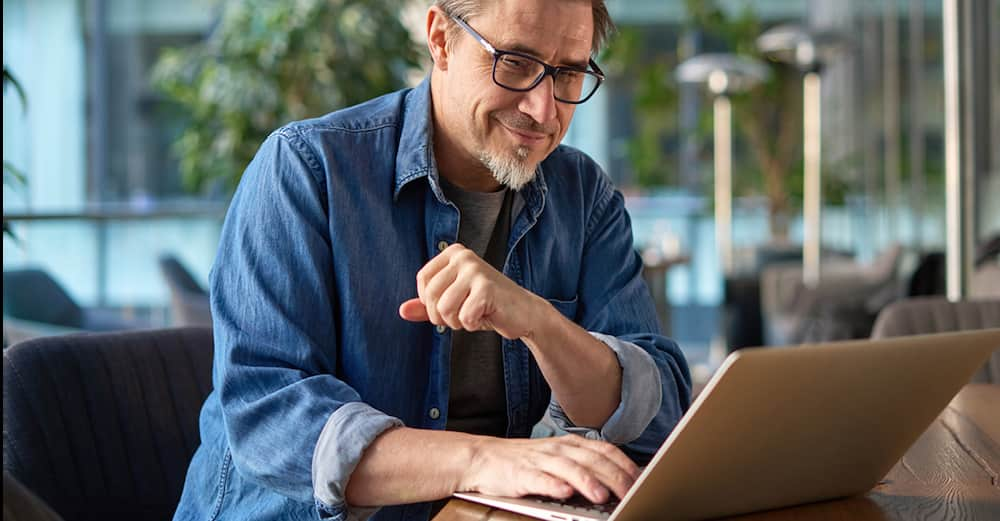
<box><xmin>448</xmin><ymin>14</ymin><xmax>605</xmax><ymax>104</ymax></box>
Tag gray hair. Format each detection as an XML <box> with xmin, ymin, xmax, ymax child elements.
<box><xmin>435</xmin><ymin>0</ymin><xmax>615</xmax><ymax>54</ymax></box>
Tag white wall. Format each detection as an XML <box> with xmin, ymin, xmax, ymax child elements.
<box><xmin>3</xmin><ymin>0</ymin><xmax>86</xmax><ymax>211</ymax></box>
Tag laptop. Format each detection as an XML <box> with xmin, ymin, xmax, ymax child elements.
<box><xmin>454</xmin><ymin>329</ymin><xmax>1000</xmax><ymax>521</ymax></box>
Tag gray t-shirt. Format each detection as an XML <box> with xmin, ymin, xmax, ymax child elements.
<box><xmin>440</xmin><ymin>179</ymin><xmax>512</xmax><ymax>437</ymax></box>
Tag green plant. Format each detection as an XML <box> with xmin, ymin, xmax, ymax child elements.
<box><xmin>152</xmin><ymin>0</ymin><xmax>423</xmax><ymax>193</ymax></box>
<box><xmin>692</xmin><ymin>0</ymin><xmax>804</xmax><ymax>240</ymax></box>
<box><xmin>605</xmin><ymin>0</ymin><xmax>815</xmax><ymax>240</ymax></box>
<box><xmin>602</xmin><ymin>27</ymin><xmax>680</xmax><ymax>188</ymax></box>
<box><xmin>4</xmin><ymin>65</ymin><xmax>28</xmax><ymax>239</ymax></box>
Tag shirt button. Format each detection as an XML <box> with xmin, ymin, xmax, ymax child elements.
<box><xmin>428</xmin><ymin>407</ymin><xmax>441</xmax><ymax>420</ymax></box>
<box><xmin>437</xmin><ymin>240</ymin><xmax>449</xmax><ymax>252</ymax></box>
<box><xmin>435</xmin><ymin>324</ymin><xmax>447</xmax><ymax>334</ymax></box>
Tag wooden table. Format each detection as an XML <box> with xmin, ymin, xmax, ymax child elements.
<box><xmin>435</xmin><ymin>384</ymin><xmax>1000</xmax><ymax>521</ymax></box>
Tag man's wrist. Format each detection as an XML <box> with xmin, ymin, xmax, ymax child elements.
<box><xmin>455</xmin><ymin>433</ymin><xmax>490</xmax><ymax>493</ymax></box>
<box><xmin>411</xmin><ymin>428</ymin><xmax>482</xmax><ymax>497</ymax></box>
<box><xmin>518</xmin><ymin>291</ymin><xmax>563</xmax><ymax>346</ymax></box>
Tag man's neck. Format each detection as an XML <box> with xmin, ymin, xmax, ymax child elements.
<box><xmin>430</xmin><ymin>78</ymin><xmax>503</xmax><ymax>193</ymax></box>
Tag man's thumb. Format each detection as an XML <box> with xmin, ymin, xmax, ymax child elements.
<box><xmin>399</xmin><ymin>298</ymin><xmax>429</xmax><ymax>322</ymax></box>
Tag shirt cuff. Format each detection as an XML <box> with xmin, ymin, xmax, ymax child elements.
<box><xmin>312</xmin><ymin>401</ymin><xmax>405</xmax><ymax>521</ymax></box>
<box><xmin>547</xmin><ymin>332</ymin><xmax>662</xmax><ymax>445</ymax></box>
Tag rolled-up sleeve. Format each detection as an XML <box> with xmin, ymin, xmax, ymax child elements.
<box><xmin>547</xmin><ymin>333</ymin><xmax>662</xmax><ymax>444</ymax></box>
<box><xmin>312</xmin><ymin>403</ymin><xmax>404</xmax><ymax>520</ymax></box>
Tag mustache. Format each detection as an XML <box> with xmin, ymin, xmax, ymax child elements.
<box><xmin>493</xmin><ymin>111</ymin><xmax>558</xmax><ymax>135</ymax></box>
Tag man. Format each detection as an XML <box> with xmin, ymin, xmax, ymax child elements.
<box><xmin>174</xmin><ymin>1</ymin><xmax>691</xmax><ymax>520</ymax></box>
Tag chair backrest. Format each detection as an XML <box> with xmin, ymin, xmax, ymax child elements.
<box><xmin>864</xmin><ymin>243</ymin><xmax>903</xmax><ymax>282</ymax></box>
<box><xmin>3</xmin><ymin>327</ymin><xmax>214</xmax><ymax>521</ymax></box>
<box><xmin>157</xmin><ymin>255</ymin><xmax>206</xmax><ymax>296</ymax></box>
<box><xmin>158</xmin><ymin>255</ymin><xmax>213</xmax><ymax>327</ymax></box>
<box><xmin>871</xmin><ymin>297</ymin><xmax>1000</xmax><ymax>383</ymax></box>
<box><xmin>971</xmin><ymin>264</ymin><xmax>1000</xmax><ymax>299</ymax></box>
<box><xmin>2</xmin><ymin>269</ymin><xmax>83</xmax><ymax>328</ymax></box>
<box><xmin>906</xmin><ymin>252</ymin><xmax>947</xmax><ymax>297</ymax></box>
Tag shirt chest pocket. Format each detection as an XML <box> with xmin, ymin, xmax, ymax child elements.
<box><xmin>545</xmin><ymin>296</ymin><xmax>579</xmax><ymax>322</ymax></box>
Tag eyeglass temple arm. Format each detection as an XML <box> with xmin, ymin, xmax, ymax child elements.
<box><xmin>449</xmin><ymin>15</ymin><xmax>497</xmax><ymax>55</ymax></box>
<box><xmin>588</xmin><ymin>59</ymin><xmax>605</xmax><ymax>80</ymax></box>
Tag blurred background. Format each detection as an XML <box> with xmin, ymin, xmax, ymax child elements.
<box><xmin>4</xmin><ymin>0</ymin><xmax>999</xmax><ymax>375</ymax></box>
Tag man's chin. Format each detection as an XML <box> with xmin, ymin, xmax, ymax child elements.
<box><xmin>478</xmin><ymin>148</ymin><xmax>539</xmax><ymax>191</ymax></box>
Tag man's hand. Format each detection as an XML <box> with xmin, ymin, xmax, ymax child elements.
<box><xmin>399</xmin><ymin>243</ymin><xmax>623</xmax><ymax>429</ymax></box>
<box><xmin>346</xmin><ymin>427</ymin><xmax>641</xmax><ymax>507</ymax></box>
<box><xmin>461</xmin><ymin>435</ymin><xmax>641</xmax><ymax>504</ymax></box>
<box><xmin>399</xmin><ymin>243</ymin><xmax>546</xmax><ymax>340</ymax></box>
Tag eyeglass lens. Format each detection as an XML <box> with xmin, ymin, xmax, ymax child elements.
<box><xmin>493</xmin><ymin>54</ymin><xmax>599</xmax><ymax>102</ymax></box>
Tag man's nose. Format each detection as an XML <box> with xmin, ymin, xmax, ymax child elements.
<box><xmin>517</xmin><ymin>75</ymin><xmax>558</xmax><ymax>126</ymax></box>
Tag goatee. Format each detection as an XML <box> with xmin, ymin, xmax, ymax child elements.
<box><xmin>478</xmin><ymin>146</ymin><xmax>535</xmax><ymax>191</ymax></box>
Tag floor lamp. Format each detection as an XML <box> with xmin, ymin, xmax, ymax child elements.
<box><xmin>757</xmin><ymin>25</ymin><xmax>845</xmax><ymax>288</ymax></box>
<box><xmin>675</xmin><ymin>53</ymin><xmax>769</xmax><ymax>276</ymax></box>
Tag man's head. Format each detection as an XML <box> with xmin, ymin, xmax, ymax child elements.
<box><xmin>426</xmin><ymin>0</ymin><xmax>614</xmax><ymax>191</ymax></box>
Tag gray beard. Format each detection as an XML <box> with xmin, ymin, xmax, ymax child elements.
<box><xmin>478</xmin><ymin>146</ymin><xmax>536</xmax><ymax>191</ymax></box>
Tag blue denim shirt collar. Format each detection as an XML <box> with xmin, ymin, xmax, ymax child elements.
<box><xmin>393</xmin><ymin>75</ymin><xmax>548</xmax><ymax>221</ymax></box>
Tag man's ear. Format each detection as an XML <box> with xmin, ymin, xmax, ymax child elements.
<box><xmin>426</xmin><ymin>6</ymin><xmax>451</xmax><ymax>71</ymax></box>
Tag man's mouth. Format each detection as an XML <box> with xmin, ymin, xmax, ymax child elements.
<box><xmin>492</xmin><ymin>112</ymin><xmax>556</xmax><ymax>148</ymax></box>
<box><xmin>497</xmin><ymin>121</ymin><xmax>550</xmax><ymax>147</ymax></box>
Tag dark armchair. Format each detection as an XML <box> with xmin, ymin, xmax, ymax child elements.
<box><xmin>2</xmin><ymin>268</ymin><xmax>148</xmax><ymax>339</ymax></box>
<box><xmin>871</xmin><ymin>297</ymin><xmax>1000</xmax><ymax>383</ymax></box>
<box><xmin>3</xmin><ymin>327</ymin><xmax>214</xmax><ymax>520</ymax></box>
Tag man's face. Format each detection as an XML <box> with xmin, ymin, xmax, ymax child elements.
<box><xmin>436</xmin><ymin>0</ymin><xmax>594</xmax><ymax>189</ymax></box>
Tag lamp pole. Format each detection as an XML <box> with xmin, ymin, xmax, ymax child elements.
<box><xmin>802</xmin><ymin>71</ymin><xmax>822</xmax><ymax>288</ymax></box>
<box><xmin>713</xmin><ymin>92</ymin><xmax>734</xmax><ymax>274</ymax></box>
<box><xmin>942</xmin><ymin>0</ymin><xmax>974</xmax><ymax>301</ymax></box>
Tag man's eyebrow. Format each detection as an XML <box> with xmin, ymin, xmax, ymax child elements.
<box><xmin>506</xmin><ymin>43</ymin><xmax>590</xmax><ymax>69</ymax></box>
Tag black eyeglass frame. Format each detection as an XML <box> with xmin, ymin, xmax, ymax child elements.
<box><xmin>448</xmin><ymin>14</ymin><xmax>606</xmax><ymax>104</ymax></box>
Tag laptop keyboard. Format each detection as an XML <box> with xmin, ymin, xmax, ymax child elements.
<box><xmin>530</xmin><ymin>495</ymin><xmax>620</xmax><ymax>518</ymax></box>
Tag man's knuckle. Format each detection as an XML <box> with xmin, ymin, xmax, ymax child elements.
<box><xmin>594</xmin><ymin>440</ymin><xmax>617</xmax><ymax>454</ymax></box>
<box><xmin>579</xmin><ymin>473</ymin><xmax>600</xmax><ymax>490</ymax></box>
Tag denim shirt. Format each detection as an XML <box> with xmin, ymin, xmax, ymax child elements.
<box><xmin>173</xmin><ymin>77</ymin><xmax>691</xmax><ymax>521</ymax></box>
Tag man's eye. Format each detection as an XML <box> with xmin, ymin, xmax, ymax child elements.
<box><xmin>558</xmin><ymin>71</ymin><xmax>582</xmax><ymax>83</ymax></box>
<box><xmin>500</xmin><ymin>56</ymin><xmax>529</xmax><ymax>69</ymax></box>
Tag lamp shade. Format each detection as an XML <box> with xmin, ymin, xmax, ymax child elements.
<box><xmin>756</xmin><ymin>24</ymin><xmax>845</xmax><ymax>71</ymax></box>
<box><xmin>675</xmin><ymin>53</ymin><xmax>770</xmax><ymax>95</ymax></box>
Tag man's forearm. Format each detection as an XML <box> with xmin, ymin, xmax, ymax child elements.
<box><xmin>344</xmin><ymin>424</ymin><xmax>642</xmax><ymax>508</ymax></box>
<box><xmin>522</xmin><ymin>298</ymin><xmax>623</xmax><ymax>428</ymax></box>
<box><xmin>344</xmin><ymin>426</ymin><xmax>479</xmax><ymax>507</ymax></box>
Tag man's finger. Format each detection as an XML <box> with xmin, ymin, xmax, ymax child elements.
<box><xmin>437</xmin><ymin>283</ymin><xmax>471</xmax><ymax>330</ymax></box>
<box><xmin>416</xmin><ymin>246</ymin><xmax>455</xmax><ymax>295</ymax></box>
<box><xmin>421</xmin><ymin>264</ymin><xmax>459</xmax><ymax>326</ymax></box>
<box><xmin>569</xmin><ymin>438</ymin><xmax>641</xmax><ymax>481</ymax></box>
<box><xmin>551</xmin><ymin>443</ymin><xmax>634</xmax><ymax>500</ymax></box>
<box><xmin>399</xmin><ymin>298</ymin><xmax>429</xmax><ymax>322</ymax></box>
<box><xmin>523</xmin><ymin>471</ymin><xmax>574</xmax><ymax>500</ymax></box>
<box><xmin>534</xmin><ymin>455</ymin><xmax>610</xmax><ymax>504</ymax></box>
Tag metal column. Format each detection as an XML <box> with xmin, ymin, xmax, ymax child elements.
<box><xmin>883</xmin><ymin>0</ymin><xmax>902</xmax><ymax>244</ymax></box>
<box><xmin>802</xmin><ymin>72</ymin><xmax>823</xmax><ymax>288</ymax></box>
<box><xmin>909</xmin><ymin>0</ymin><xmax>925</xmax><ymax>250</ymax></box>
<box><xmin>713</xmin><ymin>94</ymin><xmax>733</xmax><ymax>274</ymax></box>
<box><xmin>86</xmin><ymin>0</ymin><xmax>111</xmax><ymax>306</ymax></box>
<box><xmin>942</xmin><ymin>0</ymin><xmax>975</xmax><ymax>301</ymax></box>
